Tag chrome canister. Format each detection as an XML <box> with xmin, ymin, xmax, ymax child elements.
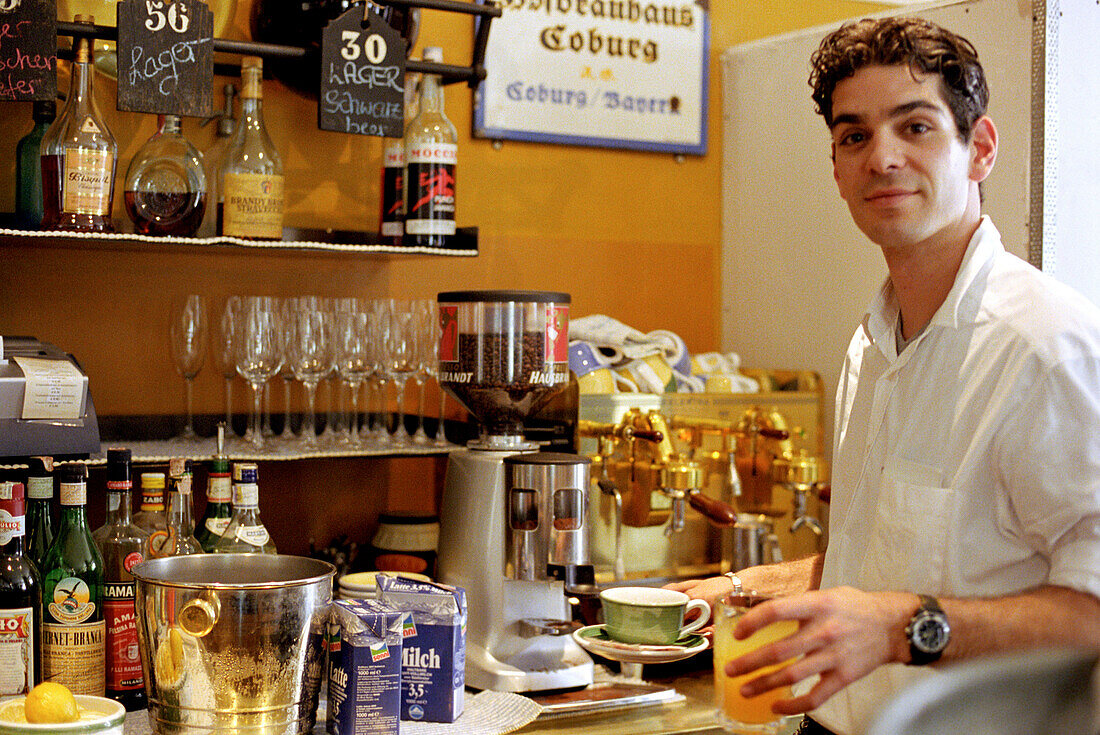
<box><xmin>131</xmin><ymin>554</ymin><xmax>335</xmax><ymax>734</ymax></box>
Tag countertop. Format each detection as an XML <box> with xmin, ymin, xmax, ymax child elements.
<box><xmin>121</xmin><ymin>654</ymin><xmax>802</xmax><ymax>735</ymax></box>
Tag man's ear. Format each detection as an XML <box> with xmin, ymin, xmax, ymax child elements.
<box><xmin>969</xmin><ymin>116</ymin><xmax>998</xmax><ymax>183</ymax></box>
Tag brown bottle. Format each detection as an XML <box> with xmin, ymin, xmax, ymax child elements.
<box><xmin>39</xmin><ymin>15</ymin><xmax>117</xmax><ymax>232</ymax></box>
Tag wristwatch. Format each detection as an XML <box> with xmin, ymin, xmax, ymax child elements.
<box><xmin>724</xmin><ymin>572</ymin><xmax>742</xmax><ymax>595</ymax></box>
<box><xmin>906</xmin><ymin>594</ymin><xmax>950</xmax><ymax>665</ymax></box>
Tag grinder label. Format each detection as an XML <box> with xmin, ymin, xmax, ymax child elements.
<box><xmin>439</xmin><ymin>306</ymin><xmax>458</xmax><ymax>362</ymax></box>
<box><xmin>546</xmin><ymin>305</ymin><xmax>569</xmax><ymax>362</ymax></box>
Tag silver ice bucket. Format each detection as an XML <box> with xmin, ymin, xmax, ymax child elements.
<box><xmin>132</xmin><ymin>554</ymin><xmax>335</xmax><ymax>735</ymax></box>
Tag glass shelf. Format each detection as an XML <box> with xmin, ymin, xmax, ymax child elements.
<box><xmin>0</xmin><ymin>226</ymin><xmax>479</xmax><ymax>256</ymax></box>
<box><xmin>100</xmin><ymin>437</ymin><xmax>462</xmax><ymax>464</ymax></box>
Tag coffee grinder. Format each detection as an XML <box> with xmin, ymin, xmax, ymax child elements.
<box><xmin>435</xmin><ymin>290</ymin><xmax>595</xmax><ymax>692</ymax></box>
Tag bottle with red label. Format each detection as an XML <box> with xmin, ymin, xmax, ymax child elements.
<box><xmin>92</xmin><ymin>448</ymin><xmax>148</xmax><ymax>710</ymax></box>
<box><xmin>379</xmin><ymin>74</ymin><xmax>419</xmax><ymax>247</ymax></box>
<box><xmin>0</xmin><ymin>480</ymin><xmax>41</xmax><ymax>697</ymax></box>
<box><xmin>403</xmin><ymin>47</ymin><xmax>457</xmax><ymax>249</ymax></box>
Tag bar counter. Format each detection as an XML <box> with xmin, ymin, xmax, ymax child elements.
<box><xmin>516</xmin><ymin>657</ymin><xmax>800</xmax><ymax>735</ymax></box>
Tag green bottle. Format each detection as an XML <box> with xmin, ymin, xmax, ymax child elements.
<box><xmin>24</xmin><ymin>456</ymin><xmax>55</xmax><ymax>571</ymax></box>
<box><xmin>15</xmin><ymin>100</ymin><xmax>56</xmax><ymax>229</ymax></box>
<box><xmin>41</xmin><ymin>464</ymin><xmax>106</xmax><ymax>696</ymax></box>
<box><xmin>196</xmin><ymin>456</ymin><xmax>232</xmax><ymax>553</ymax></box>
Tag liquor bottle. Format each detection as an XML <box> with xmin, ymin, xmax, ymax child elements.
<box><xmin>214</xmin><ymin>462</ymin><xmax>277</xmax><ymax>554</ymax></box>
<box><xmin>132</xmin><ymin>472</ymin><xmax>168</xmax><ymax>558</ymax></box>
<box><xmin>162</xmin><ymin>458</ymin><xmax>203</xmax><ymax>556</ymax></box>
<box><xmin>196</xmin><ymin>454</ymin><xmax>232</xmax><ymax>553</ymax></box>
<box><xmin>41</xmin><ymin>464</ymin><xmax>105</xmax><ymax>696</ymax></box>
<box><xmin>0</xmin><ymin>480</ymin><xmax>42</xmax><ymax>697</ymax></box>
<box><xmin>15</xmin><ymin>100</ymin><xmax>56</xmax><ymax>229</ymax></box>
<box><xmin>24</xmin><ymin>456</ymin><xmax>55</xmax><ymax>571</ymax></box>
<box><xmin>404</xmin><ymin>47</ymin><xmax>457</xmax><ymax>248</ymax></box>
<box><xmin>218</xmin><ymin>57</ymin><xmax>285</xmax><ymax>240</ymax></box>
<box><xmin>39</xmin><ymin>15</ymin><xmax>118</xmax><ymax>233</ymax></box>
<box><xmin>198</xmin><ymin>83</ymin><xmax>237</xmax><ymax>238</ymax></box>
<box><xmin>123</xmin><ymin>115</ymin><xmax>207</xmax><ymax>237</ymax></box>
<box><xmin>91</xmin><ymin>449</ymin><xmax>148</xmax><ymax>711</ymax></box>
<box><xmin>379</xmin><ymin>74</ymin><xmax>419</xmax><ymax>247</ymax></box>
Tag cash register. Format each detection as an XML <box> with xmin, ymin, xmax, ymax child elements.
<box><xmin>0</xmin><ymin>335</ymin><xmax>100</xmax><ymax>460</ymax></box>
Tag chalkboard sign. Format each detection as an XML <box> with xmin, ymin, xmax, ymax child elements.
<box><xmin>116</xmin><ymin>0</ymin><xmax>213</xmax><ymax>117</ymax></box>
<box><xmin>319</xmin><ymin>6</ymin><xmax>405</xmax><ymax>137</ymax></box>
<box><xmin>0</xmin><ymin>0</ymin><xmax>57</xmax><ymax>101</ymax></box>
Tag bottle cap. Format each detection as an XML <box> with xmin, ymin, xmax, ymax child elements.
<box><xmin>169</xmin><ymin>457</ymin><xmax>187</xmax><ymax>478</ymax></box>
<box><xmin>242</xmin><ymin>56</ymin><xmax>263</xmax><ymax>71</ymax></box>
<box><xmin>233</xmin><ymin>462</ymin><xmax>259</xmax><ymax>484</ymax></box>
<box><xmin>32</xmin><ymin>100</ymin><xmax>56</xmax><ymax>122</ymax></box>
<box><xmin>74</xmin><ymin>13</ymin><xmax>95</xmax><ymax>24</ymax></box>
<box><xmin>26</xmin><ymin>456</ymin><xmax>53</xmax><ymax>477</ymax></box>
<box><xmin>141</xmin><ymin>472</ymin><xmax>166</xmax><ymax>489</ymax></box>
<box><xmin>423</xmin><ymin>47</ymin><xmax>443</xmax><ymax>63</ymax></box>
<box><xmin>59</xmin><ymin>464</ymin><xmax>88</xmax><ymax>483</ymax></box>
<box><xmin>107</xmin><ymin>447</ymin><xmax>132</xmax><ymax>486</ymax></box>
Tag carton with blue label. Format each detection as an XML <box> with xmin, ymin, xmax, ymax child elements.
<box><xmin>327</xmin><ymin>598</ymin><xmax>408</xmax><ymax>735</ymax></box>
<box><xmin>376</xmin><ymin>576</ymin><xmax>467</xmax><ymax>723</ymax></box>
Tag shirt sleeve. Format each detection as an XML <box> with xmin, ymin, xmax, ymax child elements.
<box><xmin>995</xmin><ymin>353</ymin><xmax>1100</xmax><ymax>599</ymax></box>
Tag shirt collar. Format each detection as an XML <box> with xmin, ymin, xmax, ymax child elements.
<box><xmin>861</xmin><ymin>216</ymin><xmax>1003</xmax><ymax>355</ymax></box>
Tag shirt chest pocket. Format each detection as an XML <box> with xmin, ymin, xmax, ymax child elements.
<box><xmin>864</xmin><ymin>459</ymin><xmax>954</xmax><ymax>592</ymax></box>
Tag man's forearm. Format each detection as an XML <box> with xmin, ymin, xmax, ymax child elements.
<box><xmin>939</xmin><ymin>585</ymin><xmax>1100</xmax><ymax>663</ymax></box>
<box><xmin>739</xmin><ymin>552</ymin><xmax>825</xmax><ymax>597</ymax></box>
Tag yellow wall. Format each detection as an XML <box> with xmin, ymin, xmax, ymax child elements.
<box><xmin>0</xmin><ymin>0</ymin><xmax>880</xmax><ymax>420</ymax></box>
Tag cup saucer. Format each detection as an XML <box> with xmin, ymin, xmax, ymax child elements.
<box><xmin>572</xmin><ymin>624</ymin><xmax>710</xmax><ymax>664</ymax></box>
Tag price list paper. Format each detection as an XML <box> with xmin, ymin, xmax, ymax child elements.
<box><xmin>474</xmin><ymin>0</ymin><xmax>708</xmax><ymax>154</ymax></box>
<box><xmin>12</xmin><ymin>355</ymin><xmax>84</xmax><ymax>420</ymax></box>
<box><xmin>0</xmin><ymin>0</ymin><xmax>57</xmax><ymax>101</ymax></box>
<box><xmin>116</xmin><ymin>0</ymin><xmax>213</xmax><ymax>117</ymax></box>
<box><xmin>319</xmin><ymin>6</ymin><xmax>406</xmax><ymax>137</ymax></box>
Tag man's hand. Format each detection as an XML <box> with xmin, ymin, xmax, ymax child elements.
<box><xmin>665</xmin><ymin>576</ymin><xmax>738</xmax><ymax>618</ymax></box>
<box><xmin>725</xmin><ymin>587</ymin><xmax>916</xmax><ymax>715</ymax></box>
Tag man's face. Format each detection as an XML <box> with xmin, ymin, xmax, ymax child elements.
<box><xmin>829</xmin><ymin>64</ymin><xmax>992</xmax><ymax>252</ymax></box>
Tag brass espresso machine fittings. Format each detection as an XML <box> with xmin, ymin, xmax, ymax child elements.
<box><xmin>580</xmin><ymin>409</ymin><xmax>738</xmax><ymax>578</ymax></box>
<box><xmin>771</xmin><ymin>449</ymin><xmax>827</xmax><ymax>540</ymax></box>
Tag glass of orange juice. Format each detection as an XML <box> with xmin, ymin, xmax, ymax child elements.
<box><xmin>713</xmin><ymin>593</ymin><xmax>798</xmax><ymax>733</ymax></box>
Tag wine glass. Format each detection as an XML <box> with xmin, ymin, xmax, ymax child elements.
<box><xmin>276</xmin><ymin>297</ymin><xmax>297</xmax><ymax>441</ymax></box>
<box><xmin>285</xmin><ymin>299</ymin><xmax>330</xmax><ymax>449</ymax></box>
<box><xmin>170</xmin><ymin>294</ymin><xmax>208</xmax><ymax>440</ymax></box>
<box><xmin>410</xmin><ymin>298</ymin><xmax>435</xmax><ymax>444</ymax></box>
<box><xmin>334</xmin><ymin>299</ymin><xmax>372</xmax><ymax>446</ymax></box>
<box><xmin>213</xmin><ymin>295</ymin><xmax>241</xmax><ymax>436</ymax></box>
<box><xmin>235</xmin><ymin>296</ymin><xmax>282</xmax><ymax>451</ymax></box>
<box><xmin>384</xmin><ymin>298</ymin><xmax>419</xmax><ymax>446</ymax></box>
<box><xmin>364</xmin><ymin>298</ymin><xmax>392</xmax><ymax>446</ymax></box>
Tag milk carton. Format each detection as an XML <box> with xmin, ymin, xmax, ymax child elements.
<box><xmin>327</xmin><ymin>598</ymin><xmax>408</xmax><ymax>735</ymax></box>
<box><xmin>376</xmin><ymin>576</ymin><xmax>467</xmax><ymax>723</ymax></box>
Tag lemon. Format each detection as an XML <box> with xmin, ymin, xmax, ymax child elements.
<box><xmin>24</xmin><ymin>682</ymin><xmax>79</xmax><ymax>724</ymax></box>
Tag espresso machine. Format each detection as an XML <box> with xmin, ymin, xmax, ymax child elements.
<box><xmin>434</xmin><ymin>290</ymin><xmax>594</xmax><ymax>692</ymax></box>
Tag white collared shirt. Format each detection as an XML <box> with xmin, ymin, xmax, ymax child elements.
<box><xmin>813</xmin><ymin>217</ymin><xmax>1100</xmax><ymax>734</ymax></box>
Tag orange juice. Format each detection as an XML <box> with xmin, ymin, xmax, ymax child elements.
<box><xmin>713</xmin><ymin>613</ymin><xmax>798</xmax><ymax>731</ymax></box>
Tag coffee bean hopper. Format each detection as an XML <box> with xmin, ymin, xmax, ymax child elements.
<box><xmin>434</xmin><ymin>290</ymin><xmax>594</xmax><ymax>692</ymax></box>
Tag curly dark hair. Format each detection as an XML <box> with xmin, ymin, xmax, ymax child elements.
<box><xmin>809</xmin><ymin>17</ymin><xmax>989</xmax><ymax>140</ymax></box>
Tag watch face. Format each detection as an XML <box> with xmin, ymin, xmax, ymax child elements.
<box><xmin>913</xmin><ymin>614</ymin><xmax>949</xmax><ymax>653</ymax></box>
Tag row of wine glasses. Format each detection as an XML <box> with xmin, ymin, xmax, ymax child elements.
<box><xmin>168</xmin><ymin>293</ymin><xmax>449</xmax><ymax>452</ymax></box>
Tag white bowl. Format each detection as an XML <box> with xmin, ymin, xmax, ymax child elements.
<box><xmin>0</xmin><ymin>694</ymin><xmax>125</xmax><ymax>734</ymax></box>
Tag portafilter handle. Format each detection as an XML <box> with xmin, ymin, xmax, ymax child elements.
<box><xmin>688</xmin><ymin>490</ymin><xmax>737</xmax><ymax>527</ymax></box>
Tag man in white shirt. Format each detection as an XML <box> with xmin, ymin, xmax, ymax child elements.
<box><xmin>670</xmin><ymin>16</ymin><xmax>1100</xmax><ymax>735</ymax></box>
